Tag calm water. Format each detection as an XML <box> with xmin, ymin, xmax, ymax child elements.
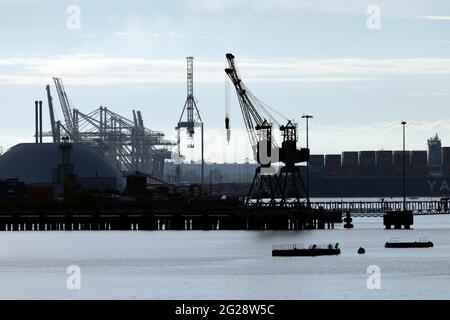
<box><xmin>0</xmin><ymin>215</ymin><xmax>450</xmax><ymax>299</ymax></box>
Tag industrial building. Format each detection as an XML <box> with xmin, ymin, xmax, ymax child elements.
<box><xmin>0</xmin><ymin>179</ymin><xmax>26</xmax><ymax>200</ymax></box>
<box><xmin>164</xmin><ymin>161</ymin><xmax>258</xmax><ymax>184</ymax></box>
<box><xmin>0</xmin><ymin>143</ymin><xmax>125</xmax><ymax>199</ymax></box>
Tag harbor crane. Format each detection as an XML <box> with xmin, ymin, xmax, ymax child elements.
<box><xmin>46</xmin><ymin>78</ymin><xmax>174</xmax><ymax>178</ymax></box>
<box><xmin>225</xmin><ymin>53</ymin><xmax>310</xmax><ymax>207</ymax></box>
<box><xmin>53</xmin><ymin>77</ymin><xmax>77</xmax><ymax>141</ymax></box>
<box><xmin>175</xmin><ymin>57</ymin><xmax>205</xmax><ymax>184</ymax></box>
<box><xmin>46</xmin><ymin>84</ymin><xmax>61</xmax><ymax>143</ymax></box>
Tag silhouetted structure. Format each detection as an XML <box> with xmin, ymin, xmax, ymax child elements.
<box><xmin>44</xmin><ymin>78</ymin><xmax>173</xmax><ymax>178</ymax></box>
<box><xmin>175</xmin><ymin>57</ymin><xmax>204</xmax><ymax>184</ymax></box>
<box><xmin>225</xmin><ymin>53</ymin><xmax>309</xmax><ymax>207</ymax></box>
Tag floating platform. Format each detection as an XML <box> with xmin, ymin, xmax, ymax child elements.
<box><xmin>385</xmin><ymin>240</ymin><xmax>434</xmax><ymax>248</ymax></box>
<box><xmin>272</xmin><ymin>244</ymin><xmax>341</xmax><ymax>257</ymax></box>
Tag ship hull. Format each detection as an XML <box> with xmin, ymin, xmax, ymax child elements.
<box><xmin>385</xmin><ymin>241</ymin><xmax>434</xmax><ymax>248</ymax></box>
<box><xmin>272</xmin><ymin>248</ymin><xmax>341</xmax><ymax>257</ymax></box>
<box><xmin>309</xmin><ymin>176</ymin><xmax>450</xmax><ymax>198</ymax></box>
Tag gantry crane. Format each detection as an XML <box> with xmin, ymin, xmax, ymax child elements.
<box><xmin>225</xmin><ymin>53</ymin><xmax>310</xmax><ymax>207</ymax></box>
<box><xmin>46</xmin><ymin>84</ymin><xmax>60</xmax><ymax>143</ymax></box>
<box><xmin>47</xmin><ymin>78</ymin><xmax>174</xmax><ymax>178</ymax></box>
<box><xmin>53</xmin><ymin>77</ymin><xmax>77</xmax><ymax>141</ymax></box>
<box><xmin>175</xmin><ymin>57</ymin><xmax>204</xmax><ymax>184</ymax></box>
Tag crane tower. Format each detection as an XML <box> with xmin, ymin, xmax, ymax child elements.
<box><xmin>175</xmin><ymin>57</ymin><xmax>205</xmax><ymax>184</ymax></box>
<box><xmin>225</xmin><ymin>53</ymin><xmax>310</xmax><ymax>207</ymax></box>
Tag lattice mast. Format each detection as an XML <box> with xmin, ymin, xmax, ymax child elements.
<box><xmin>175</xmin><ymin>57</ymin><xmax>205</xmax><ymax>184</ymax></box>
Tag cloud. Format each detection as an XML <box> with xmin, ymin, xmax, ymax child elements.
<box><xmin>405</xmin><ymin>92</ymin><xmax>449</xmax><ymax>97</ymax></box>
<box><xmin>113</xmin><ymin>31</ymin><xmax>162</xmax><ymax>38</ymax></box>
<box><xmin>418</xmin><ymin>16</ymin><xmax>450</xmax><ymax>21</ymax></box>
<box><xmin>186</xmin><ymin>0</ymin><xmax>381</xmax><ymax>15</ymax></box>
<box><xmin>0</xmin><ymin>55</ymin><xmax>450</xmax><ymax>85</ymax></box>
<box><xmin>112</xmin><ymin>31</ymin><xmax>185</xmax><ymax>38</ymax></box>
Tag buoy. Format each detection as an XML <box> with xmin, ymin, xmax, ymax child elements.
<box><xmin>357</xmin><ymin>247</ymin><xmax>365</xmax><ymax>254</ymax></box>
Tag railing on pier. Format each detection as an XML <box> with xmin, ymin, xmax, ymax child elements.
<box><xmin>272</xmin><ymin>244</ymin><xmax>334</xmax><ymax>251</ymax></box>
<box><xmin>272</xmin><ymin>244</ymin><xmax>306</xmax><ymax>251</ymax></box>
<box><xmin>309</xmin><ymin>200</ymin><xmax>450</xmax><ymax>216</ymax></box>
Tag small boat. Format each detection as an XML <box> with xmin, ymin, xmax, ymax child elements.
<box><xmin>357</xmin><ymin>247</ymin><xmax>365</xmax><ymax>254</ymax></box>
<box><xmin>385</xmin><ymin>238</ymin><xmax>433</xmax><ymax>248</ymax></box>
<box><xmin>272</xmin><ymin>243</ymin><xmax>341</xmax><ymax>257</ymax></box>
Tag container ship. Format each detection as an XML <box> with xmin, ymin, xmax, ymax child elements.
<box><xmin>161</xmin><ymin>135</ymin><xmax>450</xmax><ymax>198</ymax></box>
<box><xmin>305</xmin><ymin>135</ymin><xmax>450</xmax><ymax>198</ymax></box>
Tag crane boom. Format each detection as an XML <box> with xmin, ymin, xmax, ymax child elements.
<box><xmin>46</xmin><ymin>84</ymin><xmax>58</xmax><ymax>143</ymax></box>
<box><xmin>225</xmin><ymin>53</ymin><xmax>279</xmax><ymax>161</ymax></box>
<box><xmin>53</xmin><ymin>77</ymin><xmax>76</xmax><ymax>140</ymax></box>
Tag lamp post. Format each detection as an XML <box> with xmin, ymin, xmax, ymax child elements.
<box><xmin>302</xmin><ymin>114</ymin><xmax>313</xmax><ymax>206</ymax></box>
<box><xmin>401</xmin><ymin>121</ymin><xmax>407</xmax><ymax>211</ymax></box>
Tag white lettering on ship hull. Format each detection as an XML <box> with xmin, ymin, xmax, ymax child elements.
<box><xmin>427</xmin><ymin>180</ymin><xmax>450</xmax><ymax>192</ymax></box>
<box><xmin>427</xmin><ymin>180</ymin><xmax>437</xmax><ymax>191</ymax></box>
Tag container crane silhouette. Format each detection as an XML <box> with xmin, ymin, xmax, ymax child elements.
<box><xmin>225</xmin><ymin>53</ymin><xmax>310</xmax><ymax>207</ymax></box>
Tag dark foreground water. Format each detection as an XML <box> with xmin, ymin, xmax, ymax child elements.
<box><xmin>0</xmin><ymin>215</ymin><xmax>449</xmax><ymax>299</ymax></box>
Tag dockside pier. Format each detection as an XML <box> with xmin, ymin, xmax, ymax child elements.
<box><xmin>0</xmin><ymin>202</ymin><xmax>342</xmax><ymax>232</ymax></box>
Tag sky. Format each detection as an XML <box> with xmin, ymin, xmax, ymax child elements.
<box><xmin>0</xmin><ymin>0</ymin><xmax>449</xmax><ymax>162</ymax></box>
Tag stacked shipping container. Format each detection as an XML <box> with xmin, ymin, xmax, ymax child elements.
<box><xmin>410</xmin><ymin>151</ymin><xmax>428</xmax><ymax>176</ymax></box>
<box><xmin>305</xmin><ymin>145</ymin><xmax>450</xmax><ymax>178</ymax></box>
<box><xmin>310</xmin><ymin>155</ymin><xmax>325</xmax><ymax>176</ymax></box>
<box><xmin>359</xmin><ymin>151</ymin><xmax>376</xmax><ymax>176</ymax></box>
<box><xmin>325</xmin><ymin>154</ymin><xmax>341</xmax><ymax>177</ymax></box>
<box><xmin>393</xmin><ymin>151</ymin><xmax>411</xmax><ymax>176</ymax></box>
<box><xmin>342</xmin><ymin>151</ymin><xmax>359</xmax><ymax>176</ymax></box>
<box><xmin>442</xmin><ymin>147</ymin><xmax>450</xmax><ymax>175</ymax></box>
<box><xmin>376</xmin><ymin>151</ymin><xmax>393</xmax><ymax>176</ymax></box>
